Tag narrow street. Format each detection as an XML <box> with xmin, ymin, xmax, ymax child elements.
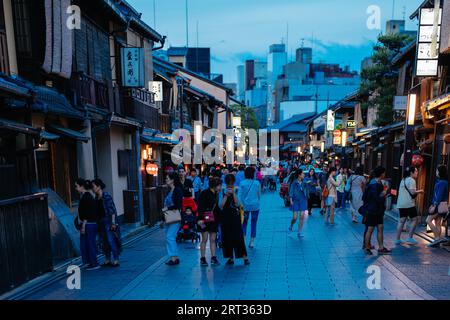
<box><xmin>24</xmin><ymin>190</ymin><xmax>450</xmax><ymax>300</ymax></box>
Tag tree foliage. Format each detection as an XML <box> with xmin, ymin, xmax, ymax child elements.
<box><xmin>230</xmin><ymin>104</ymin><xmax>260</xmax><ymax>130</ymax></box>
<box><xmin>359</xmin><ymin>33</ymin><xmax>414</xmax><ymax>126</ymax></box>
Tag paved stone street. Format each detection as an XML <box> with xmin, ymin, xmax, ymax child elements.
<box><xmin>25</xmin><ymin>191</ymin><xmax>450</xmax><ymax>300</ymax></box>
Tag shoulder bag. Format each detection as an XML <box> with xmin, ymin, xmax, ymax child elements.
<box><xmin>163</xmin><ymin>208</ymin><xmax>182</xmax><ymax>224</ymax></box>
<box><xmin>204</xmin><ymin>202</ymin><xmax>217</xmax><ymax>224</ymax></box>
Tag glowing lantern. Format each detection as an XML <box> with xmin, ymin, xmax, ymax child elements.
<box><xmin>145</xmin><ymin>163</ymin><xmax>159</xmax><ymax>176</ymax></box>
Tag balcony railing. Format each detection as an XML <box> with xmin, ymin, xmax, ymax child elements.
<box><xmin>0</xmin><ymin>193</ymin><xmax>52</xmax><ymax>294</ymax></box>
<box><xmin>122</xmin><ymin>88</ymin><xmax>161</xmax><ymax>130</ymax></box>
<box><xmin>0</xmin><ymin>30</ymin><xmax>10</xmax><ymax>74</ymax></box>
<box><xmin>71</xmin><ymin>72</ymin><xmax>110</xmax><ymax>110</ymax></box>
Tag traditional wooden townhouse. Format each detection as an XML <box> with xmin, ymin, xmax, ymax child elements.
<box><xmin>0</xmin><ymin>0</ymin><xmax>166</xmax><ymax>294</ymax></box>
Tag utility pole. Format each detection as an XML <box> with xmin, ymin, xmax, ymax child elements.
<box><xmin>392</xmin><ymin>0</ymin><xmax>396</xmax><ymax>19</ymax></box>
<box><xmin>185</xmin><ymin>0</ymin><xmax>189</xmax><ymax>47</ymax></box>
<box><xmin>286</xmin><ymin>22</ymin><xmax>289</xmax><ymax>62</ymax></box>
<box><xmin>196</xmin><ymin>20</ymin><xmax>199</xmax><ymax>72</ymax></box>
<box><xmin>153</xmin><ymin>0</ymin><xmax>156</xmax><ymax>29</ymax></box>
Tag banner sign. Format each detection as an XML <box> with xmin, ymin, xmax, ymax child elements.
<box><xmin>327</xmin><ymin>110</ymin><xmax>335</xmax><ymax>131</ymax></box>
<box><xmin>149</xmin><ymin>81</ymin><xmax>163</xmax><ymax>101</ymax></box>
<box><xmin>121</xmin><ymin>47</ymin><xmax>145</xmax><ymax>87</ymax></box>
<box><xmin>415</xmin><ymin>7</ymin><xmax>442</xmax><ymax>77</ymax></box>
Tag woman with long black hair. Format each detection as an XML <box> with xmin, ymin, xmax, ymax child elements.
<box><xmin>161</xmin><ymin>172</ymin><xmax>183</xmax><ymax>266</ymax></box>
<box><xmin>197</xmin><ymin>177</ymin><xmax>222</xmax><ymax>267</ymax></box>
<box><xmin>92</xmin><ymin>179</ymin><xmax>121</xmax><ymax>267</ymax></box>
<box><xmin>426</xmin><ymin>165</ymin><xmax>449</xmax><ymax>247</ymax></box>
<box><xmin>75</xmin><ymin>178</ymin><xmax>100</xmax><ymax>271</ymax></box>
<box><xmin>220</xmin><ymin>174</ymin><xmax>250</xmax><ymax>265</ymax></box>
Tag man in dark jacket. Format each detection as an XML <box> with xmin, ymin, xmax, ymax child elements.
<box><xmin>362</xmin><ymin>166</ymin><xmax>391</xmax><ymax>255</ymax></box>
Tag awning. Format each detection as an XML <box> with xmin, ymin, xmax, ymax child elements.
<box><xmin>0</xmin><ymin>76</ymin><xmax>33</xmax><ymax>98</ymax></box>
<box><xmin>40</xmin><ymin>131</ymin><xmax>60</xmax><ymax>141</ymax></box>
<box><xmin>141</xmin><ymin>135</ymin><xmax>176</xmax><ymax>145</ymax></box>
<box><xmin>374</xmin><ymin>144</ymin><xmax>386</xmax><ymax>152</ymax></box>
<box><xmin>32</xmin><ymin>86</ymin><xmax>85</xmax><ymax>119</ymax></box>
<box><xmin>280</xmin><ymin>143</ymin><xmax>294</xmax><ymax>151</ymax></box>
<box><xmin>0</xmin><ymin>118</ymin><xmax>40</xmax><ymax>135</ymax></box>
<box><xmin>47</xmin><ymin>125</ymin><xmax>89</xmax><ymax>142</ymax></box>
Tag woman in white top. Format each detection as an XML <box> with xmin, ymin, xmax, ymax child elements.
<box><xmin>395</xmin><ymin>167</ymin><xmax>423</xmax><ymax>245</ymax></box>
<box><xmin>325</xmin><ymin>167</ymin><xmax>340</xmax><ymax>225</ymax></box>
<box><xmin>349</xmin><ymin>167</ymin><xmax>366</xmax><ymax>223</ymax></box>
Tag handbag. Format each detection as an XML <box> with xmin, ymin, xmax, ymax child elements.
<box><xmin>203</xmin><ymin>202</ymin><xmax>217</xmax><ymax>224</ymax></box>
<box><xmin>322</xmin><ymin>185</ymin><xmax>329</xmax><ymax>198</ymax></box>
<box><xmin>428</xmin><ymin>202</ymin><xmax>448</xmax><ymax>215</ymax></box>
<box><xmin>74</xmin><ymin>216</ymin><xmax>82</xmax><ymax>231</ymax></box>
<box><xmin>163</xmin><ymin>208</ymin><xmax>182</xmax><ymax>224</ymax></box>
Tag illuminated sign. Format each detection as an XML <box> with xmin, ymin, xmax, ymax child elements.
<box><xmin>415</xmin><ymin>7</ymin><xmax>442</xmax><ymax>77</ymax></box>
<box><xmin>327</xmin><ymin>110</ymin><xmax>335</xmax><ymax>131</ymax></box>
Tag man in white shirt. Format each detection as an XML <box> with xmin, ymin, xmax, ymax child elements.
<box><xmin>395</xmin><ymin>166</ymin><xmax>424</xmax><ymax>245</ymax></box>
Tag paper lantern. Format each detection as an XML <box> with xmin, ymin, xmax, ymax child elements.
<box><xmin>411</xmin><ymin>154</ymin><xmax>424</xmax><ymax>168</ymax></box>
<box><xmin>145</xmin><ymin>163</ymin><xmax>159</xmax><ymax>176</ymax></box>
<box><xmin>164</xmin><ymin>166</ymin><xmax>174</xmax><ymax>175</ymax></box>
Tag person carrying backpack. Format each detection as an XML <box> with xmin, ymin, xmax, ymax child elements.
<box><xmin>360</xmin><ymin>166</ymin><xmax>391</xmax><ymax>256</ymax></box>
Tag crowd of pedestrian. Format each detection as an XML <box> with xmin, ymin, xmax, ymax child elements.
<box><xmin>278</xmin><ymin>158</ymin><xmax>449</xmax><ymax>255</ymax></box>
<box><xmin>160</xmin><ymin>164</ymin><xmax>262</xmax><ymax>266</ymax></box>
<box><xmin>74</xmin><ymin>158</ymin><xmax>449</xmax><ymax>270</ymax></box>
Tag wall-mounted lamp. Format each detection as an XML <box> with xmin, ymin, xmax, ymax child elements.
<box><xmin>407</xmin><ymin>94</ymin><xmax>417</xmax><ymax>126</ymax></box>
<box><xmin>341</xmin><ymin>131</ymin><xmax>347</xmax><ymax>147</ymax></box>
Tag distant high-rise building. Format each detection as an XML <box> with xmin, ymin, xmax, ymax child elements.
<box><xmin>237</xmin><ymin>65</ymin><xmax>245</xmax><ymax>102</ymax></box>
<box><xmin>385</xmin><ymin>19</ymin><xmax>417</xmax><ymax>37</ymax></box>
<box><xmin>244</xmin><ymin>60</ymin><xmax>267</xmax><ymax>107</ymax></box>
<box><xmin>296</xmin><ymin>47</ymin><xmax>312</xmax><ymax>64</ymax></box>
<box><xmin>386</xmin><ymin>20</ymin><xmax>405</xmax><ymax>34</ymax></box>
<box><xmin>267</xmin><ymin>44</ymin><xmax>287</xmax><ymax>126</ymax></box>
<box><xmin>167</xmin><ymin>47</ymin><xmax>211</xmax><ymax>76</ymax></box>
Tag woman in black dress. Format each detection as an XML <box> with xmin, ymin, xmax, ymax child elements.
<box><xmin>197</xmin><ymin>177</ymin><xmax>222</xmax><ymax>267</ymax></box>
<box><xmin>220</xmin><ymin>174</ymin><xmax>250</xmax><ymax>266</ymax></box>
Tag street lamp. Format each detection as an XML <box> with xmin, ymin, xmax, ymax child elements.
<box><xmin>403</xmin><ymin>93</ymin><xmax>418</xmax><ymax>169</ymax></box>
<box><xmin>407</xmin><ymin>94</ymin><xmax>417</xmax><ymax>126</ymax></box>
<box><xmin>341</xmin><ymin>131</ymin><xmax>347</xmax><ymax>147</ymax></box>
<box><xmin>194</xmin><ymin>122</ymin><xmax>202</xmax><ymax>145</ymax></box>
<box><xmin>297</xmin><ymin>146</ymin><xmax>302</xmax><ymax>153</ymax></box>
<box><xmin>320</xmin><ymin>141</ymin><xmax>325</xmax><ymax>153</ymax></box>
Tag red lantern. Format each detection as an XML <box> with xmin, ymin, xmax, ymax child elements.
<box><xmin>164</xmin><ymin>166</ymin><xmax>174</xmax><ymax>175</ymax></box>
<box><xmin>411</xmin><ymin>154</ymin><xmax>424</xmax><ymax>168</ymax></box>
<box><xmin>146</xmin><ymin>163</ymin><xmax>159</xmax><ymax>176</ymax></box>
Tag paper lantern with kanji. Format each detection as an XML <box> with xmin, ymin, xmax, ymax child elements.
<box><xmin>145</xmin><ymin>163</ymin><xmax>159</xmax><ymax>176</ymax></box>
<box><xmin>411</xmin><ymin>154</ymin><xmax>424</xmax><ymax>168</ymax></box>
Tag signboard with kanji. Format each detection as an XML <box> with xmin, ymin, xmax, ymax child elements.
<box><xmin>121</xmin><ymin>47</ymin><xmax>145</xmax><ymax>87</ymax></box>
<box><xmin>415</xmin><ymin>7</ymin><xmax>442</xmax><ymax>77</ymax></box>
<box><xmin>149</xmin><ymin>81</ymin><xmax>163</xmax><ymax>101</ymax></box>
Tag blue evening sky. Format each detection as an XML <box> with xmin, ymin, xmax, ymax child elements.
<box><xmin>128</xmin><ymin>0</ymin><xmax>423</xmax><ymax>83</ymax></box>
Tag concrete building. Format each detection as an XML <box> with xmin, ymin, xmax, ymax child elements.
<box><xmin>267</xmin><ymin>44</ymin><xmax>287</xmax><ymax>126</ymax></box>
<box><xmin>236</xmin><ymin>65</ymin><xmax>245</xmax><ymax>102</ymax></box>
<box><xmin>274</xmin><ymin>47</ymin><xmax>360</xmax><ymax>121</ymax></box>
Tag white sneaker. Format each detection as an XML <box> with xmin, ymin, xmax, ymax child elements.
<box><xmin>405</xmin><ymin>238</ymin><xmax>418</xmax><ymax>245</ymax></box>
<box><xmin>394</xmin><ymin>239</ymin><xmax>403</xmax><ymax>245</ymax></box>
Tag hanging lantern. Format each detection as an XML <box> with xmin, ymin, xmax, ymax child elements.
<box><xmin>411</xmin><ymin>154</ymin><xmax>424</xmax><ymax>168</ymax></box>
<box><xmin>145</xmin><ymin>163</ymin><xmax>159</xmax><ymax>176</ymax></box>
<box><xmin>164</xmin><ymin>166</ymin><xmax>174</xmax><ymax>175</ymax></box>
